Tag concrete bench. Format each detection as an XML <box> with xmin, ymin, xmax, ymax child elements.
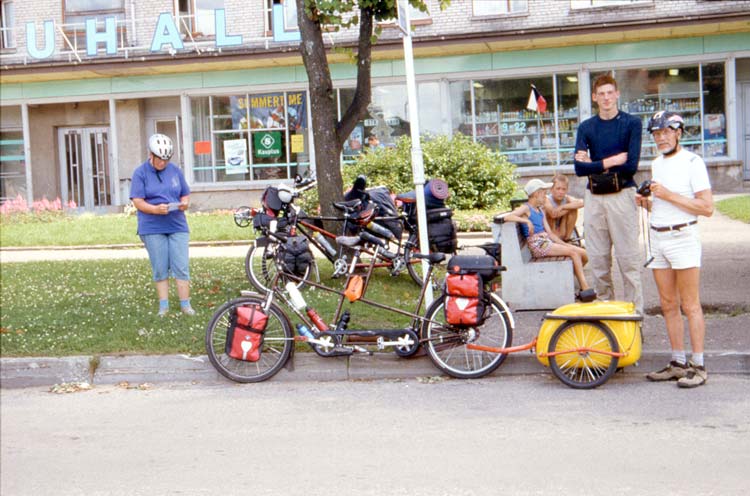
<box><xmin>493</xmin><ymin>215</ymin><xmax>575</xmax><ymax>310</ymax></box>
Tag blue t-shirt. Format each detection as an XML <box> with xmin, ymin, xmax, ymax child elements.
<box><xmin>574</xmin><ymin>111</ymin><xmax>642</xmax><ymax>189</ymax></box>
<box><xmin>129</xmin><ymin>160</ymin><xmax>190</xmax><ymax>235</ymax></box>
<box><xmin>520</xmin><ymin>203</ymin><xmax>545</xmax><ymax>238</ymax></box>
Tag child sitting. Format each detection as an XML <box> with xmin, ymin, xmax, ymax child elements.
<box><xmin>505</xmin><ymin>179</ymin><xmax>596</xmax><ymax>302</ymax></box>
<box><xmin>544</xmin><ymin>174</ymin><xmax>584</xmax><ymax>243</ymax></box>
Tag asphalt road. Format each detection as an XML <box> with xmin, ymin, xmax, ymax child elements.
<box><xmin>2</xmin><ymin>376</ymin><xmax>748</xmax><ymax>496</ymax></box>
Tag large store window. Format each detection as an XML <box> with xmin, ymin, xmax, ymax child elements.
<box><xmin>339</xmin><ymin>81</ymin><xmax>444</xmax><ymax>160</ymax></box>
<box><xmin>454</xmin><ymin>74</ymin><xmax>579</xmax><ymax>167</ymax></box>
<box><xmin>190</xmin><ymin>91</ymin><xmax>310</xmax><ymax>184</ymax></box>
<box><xmin>0</xmin><ymin>129</ymin><xmax>26</xmax><ymax>203</ymax></box>
<box><xmin>597</xmin><ymin>62</ymin><xmax>727</xmax><ymax>161</ymax></box>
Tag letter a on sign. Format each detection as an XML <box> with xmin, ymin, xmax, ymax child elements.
<box><xmin>151</xmin><ymin>13</ymin><xmax>184</xmax><ymax>52</ymax></box>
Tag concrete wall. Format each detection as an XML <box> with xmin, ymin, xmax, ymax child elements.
<box><xmin>1</xmin><ymin>105</ymin><xmax>22</xmax><ymax>128</ymax></box>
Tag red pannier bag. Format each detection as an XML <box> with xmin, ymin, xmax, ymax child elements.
<box><xmin>225</xmin><ymin>305</ymin><xmax>269</xmax><ymax>362</ymax></box>
<box><xmin>443</xmin><ymin>255</ymin><xmax>502</xmax><ymax>327</ymax></box>
<box><xmin>444</xmin><ymin>273</ymin><xmax>484</xmax><ymax>327</ymax></box>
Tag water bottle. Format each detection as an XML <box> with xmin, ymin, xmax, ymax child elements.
<box><xmin>285</xmin><ymin>281</ymin><xmax>307</xmax><ymax>311</ymax></box>
<box><xmin>296</xmin><ymin>323</ymin><xmax>315</xmax><ymax>339</ymax></box>
<box><xmin>314</xmin><ymin>232</ymin><xmax>337</xmax><ymax>258</ymax></box>
<box><xmin>366</xmin><ymin>221</ymin><xmax>395</xmax><ymax>241</ymax></box>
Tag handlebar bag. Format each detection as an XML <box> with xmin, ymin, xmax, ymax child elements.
<box><xmin>225</xmin><ymin>305</ymin><xmax>269</xmax><ymax>362</ymax></box>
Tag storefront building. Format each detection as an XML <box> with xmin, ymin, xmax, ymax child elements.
<box><xmin>1</xmin><ymin>0</ymin><xmax>749</xmax><ymax>211</ymax></box>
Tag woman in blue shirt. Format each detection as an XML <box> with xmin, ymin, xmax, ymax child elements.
<box><xmin>505</xmin><ymin>179</ymin><xmax>595</xmax><ymax>302</ymax></box>
<box><xmin>129</xmin><ymin>134</ymin><xmax>194</xmax><ymax>317</ymax></box>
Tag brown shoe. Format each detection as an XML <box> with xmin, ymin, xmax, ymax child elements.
<box><xmin>646</xmin><ymin>361</ymin><xmax>689</xmax><ymax>381</ymax></box>
<box><xmin>677</xmin><ymin>363</ymin><xmax>708</xmax><ymax>388</ymax></box>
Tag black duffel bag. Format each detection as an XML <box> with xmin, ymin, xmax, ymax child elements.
<box><xmin>281</xmin><ymin>235</ymin><xmax>313</xmax><ymax>276</ymax></box>
<box><xmin>427</xmin><ymin>208</ymin><xmax>457</xmax><ymax>254</ymax></box>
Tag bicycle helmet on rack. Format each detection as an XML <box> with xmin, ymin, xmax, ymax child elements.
<box><xmin>647</xmin><ymin>111</ymin><xmax>684</xmax><ymax>134</ymax></box>
<box><xmin>148</xmin><ymin>134</ymin><xmax>173</xmax><ymax>160</ymax></box>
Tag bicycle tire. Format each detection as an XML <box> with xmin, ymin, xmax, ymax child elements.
<box><xmin>422</xmin><ymin>293</ymin><xmax>513</xmax><ymax>379</ymax></box>
<box><xmin>245</xmin><ymin>241</ymin><xmax>312</xmax><ymax>292</ymax></box>
<box><xmin>404</xmin><ymin>238</ymin><xmax>448</xmax><ymax>288</ymax></box>
<box><xmin>205</xmin><ymin>295</ymin><xmax>294</xmax><ymax>383</ymax></box>
<box><xmin>547</xmin><ymin>320</ymin><xmax>619</xmax><ymax>389</ymax></box>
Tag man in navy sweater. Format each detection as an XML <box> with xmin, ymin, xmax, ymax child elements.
<box><xmin>574</xmin><ymin>74</ymin><xmax>643</xmax><ymax>312</ymax></box>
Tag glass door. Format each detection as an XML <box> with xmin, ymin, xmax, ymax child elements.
<box><xmin>58</xmin><ymin>127</ymin><xmax>112</xmax><ymax>210</ymax></box>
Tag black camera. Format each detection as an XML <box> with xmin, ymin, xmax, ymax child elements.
<box><xmin>637</xmin><ymin>180</ymin><xmax>652</xmax><ymax>197</ymax></box>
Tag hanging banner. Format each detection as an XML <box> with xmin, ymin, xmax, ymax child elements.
<box><xmin>230</xmin><ymin>96</ymin><xmax>250</xmax><ymax>129</ymax></box>
<box><xmin>223</xmin><ymin>139</ymin><xmax>248</xmax><ymax>174</ymax></box>
<box><xmin>253</xmin><ymin>131</ymin><xmax>282</xmax><ymax>158</ymax></box>
<box><xmin>228</xmin><ymin>92</ymin><xmax>307</xmax><ymax>130</ymax></box>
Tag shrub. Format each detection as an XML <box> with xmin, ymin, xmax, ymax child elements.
<box><xmin>0</xmin><ymin>195</ymin><xmax>77</xmax><ymax>224</ymax></box>
<box><xmin>341</xmin><ymin>134</ymin><xmax>518</xmax><ymax>210</ymax></box>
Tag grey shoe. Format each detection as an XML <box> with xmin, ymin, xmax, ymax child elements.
<box><xmin>677</xmin><ymin>363</ymin><xmax>708</xmax><ymax>388</ymax></box>
<box><xmin>158</xmin><ymin>307</ymin><xmax>169</xmax><ymax>317</ymax></box>
<box><xmin>646</xmin><ymin>361</ymin><xmax>689</xmax><ymax>381</ymax></box>
<box><xmin>181</xmin><ymin>306</ymin><xmax>196</xmax><ymax>316</ymax></box>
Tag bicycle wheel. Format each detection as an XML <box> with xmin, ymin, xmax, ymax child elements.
<box><xmin>404</xmin><ymin>239</ymin><xmax>448</xmax><ymax>288</ymax></box>
<box><xmin>205</xmin><ymin>296</ymin><xmax>294</xmax><ymax>383</ymax></box>
<box><xmin>547</xmin><ymin>320</ymin><xmax>619</xmax><ymax>389</ymax></box>
<box><xmin>422</xmin><ymin>293</ymin><xmax>513</xmax><ymax>379</ymax></box>
<box><xmin>245</xmin><ymin>241</ymin><xmax>312</xmax><ymax>292</ymax></box>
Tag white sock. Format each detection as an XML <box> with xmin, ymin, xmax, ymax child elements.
<box><xmin>671</xmin><ymin>351</ymin><xmax>686</xmax><ymax>365</ymax></box>
<box><xmin>691</xmin><ymin>353</ymin><xmax>704</xmax><ymax>367</ymax></box>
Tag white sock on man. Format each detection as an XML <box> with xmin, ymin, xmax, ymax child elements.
<box><xmin>671</xmin><ymin>350</ymin><xmax>687</xmax><ymax>365</ymax></box>
<box><xmin>691</xmin><ymin>353</ymin><xmax>704</xmax><ymax>367</ymax></box>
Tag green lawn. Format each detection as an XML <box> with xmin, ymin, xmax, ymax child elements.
<box><xmin>0</xmin><ymin>211</ymin><xmax>252</xmax><ymax>247</ymax></box>
<box><xmin>0</xmin><ymin>258</ymin><xmax>423</xmax><ymax>357</ymax></box>
<box><xmin>716</xmin><ymin>195</ymin><xmax>750</xmax><ymax>223</ymax></box>
<box><xmin>0</xmin><ymin>209</ymin><xmax>496</xmax><ymax>248</ymax></box>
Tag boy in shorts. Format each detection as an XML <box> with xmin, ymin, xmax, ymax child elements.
<box><xmin>505</xmin><ymin>179</ymin><xmax>595</xmax><ymax>302</ymax></box>
<box><xmin>544</xmin><ymin>174</ymin><xmax>584</xmax><ymax>243</ymax></box>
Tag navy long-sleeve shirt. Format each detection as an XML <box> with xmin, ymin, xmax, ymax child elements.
<box><xmin>574</xmin><ymin>111</ymin><xmax>642</xmax><ymax>189</ymax></box>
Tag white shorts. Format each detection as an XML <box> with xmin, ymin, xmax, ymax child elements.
<box><xmin>649</xmin><ymin>224</ymin><xmax>702</xmax><ymax>270</ymax></box>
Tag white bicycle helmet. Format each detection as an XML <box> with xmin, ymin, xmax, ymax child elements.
<box><xmin>148</xmin><ymin>134</ymin><xmax>173</xmax><ymax>160</ymax></box>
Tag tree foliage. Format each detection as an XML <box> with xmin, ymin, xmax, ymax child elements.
<box><xmin>296</xmin><ymin>0</ymin><xmax>447</xmax><ymax>221</ymax></box>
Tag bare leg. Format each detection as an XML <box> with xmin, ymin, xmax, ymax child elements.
<box><xmin>155</xmin><ymin>279</ymin><xmax>169</xmax><ymax>301</ymax></box>
<box><xmin>546</xmin><ymin>242</ymin><xmax>589</xmax><ymax>290</ymax></box>
<box><xmin>562</xmin><ymin>210</ymin><xmax>578</xmax><ymax>241</ymax></box>
<box><xmin>652</xmin><ymin>268</ymin><xmax>685</xmax><ymax>352</ymax></box>
<box><xmin>675</xmin><ymin>268</ymin><xmax>704</xmax><ymax>354</ymax></box>
<box><xmin>176</xmin><ymin>279</ymin><xmax>190</xmax><ymax>301</ymax></box>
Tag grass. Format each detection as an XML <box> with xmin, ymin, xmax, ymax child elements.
<box><xmin>716</xmin><ymin>195</ymin><xmax>750</xmax><ymax>223</ymax></box>
<box><xmin>0</xmin><ymin>208</ymin><xmax>498</xmax><ymax>248</ymax></box>
<box><xmin>0</xmin><ymin>211</ymin><xmax>253</xmax><ymax>247</ymax></box>
<box><xmin>0</xmin><ymin>258</ymin><xmax>425</xmax><ymax>357</ymax></box>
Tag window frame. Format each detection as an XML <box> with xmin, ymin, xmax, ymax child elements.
<box><xmin>62</xmin><ymin>0</ymin><xmax>126</xmax><ymax>52</ymax></box>
<box><xmin>1</xmin><ymin>0</ymin><xmax>16</xmax><ymax>50</ymax></box>
<box><xmin>570</xmin><ymin>0</ymin><xmax>652</xmax><ymax>10</ymax></box>
<box><xmin>174</xmin><ymin>0</ymin><xmax>224</xmax><ymax>38</ymax></box>
<box><xmin>472</xmin><ymin>0</ymin><xmax>528</xmax><ymax>17</ymax></box>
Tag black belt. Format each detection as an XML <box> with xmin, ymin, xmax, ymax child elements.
<box><xmin>650</xmin><ymin>220</ymin><xmax>697</xmax><ymax>232</ymax></box>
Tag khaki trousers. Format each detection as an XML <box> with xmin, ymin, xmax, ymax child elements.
<box><xmin>584</xmin><ymin>188</ymin><xmax>643</xmax><ymax>313</ymax></box>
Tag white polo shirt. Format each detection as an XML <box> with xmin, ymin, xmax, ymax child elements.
<box><xmin>650</xmin><ymin>148</ymin><xmax>711</xmax><ymax>227</ymax></box>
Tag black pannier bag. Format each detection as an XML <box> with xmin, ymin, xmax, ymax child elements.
<box><xmin>427</xmin><ymin>208</ymin><xmax>457</xmax><ymax>254</ymax></box>
<box><xmin>443</xmin><ymin>255</ymin><xmax>501</xmax><ymax>327</ymax></box>
<box><xmin>282</xmin><ymin>235</ymin><xmax>313</xmax><ymax>276</ymax></box>
<box><xmin>225</xmin><ymin>305</ymin><xmax>269</xmax><ymax>362</ymax></box>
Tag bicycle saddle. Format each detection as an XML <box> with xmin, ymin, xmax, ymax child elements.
<box><xmin>410</xmin><ymin>252</ymin><xmax>446</xmax><ymax>265</ymax></box>
<box><xmin>333</xmin><ymin>199</ymin><xmax>362</xmax><ymax>212</ymax></box>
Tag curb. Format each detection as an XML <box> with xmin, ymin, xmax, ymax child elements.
<box><xmin>2</xmin><ymin>351</ymin><xmax>748</xmax><ymax>389</ymax></box>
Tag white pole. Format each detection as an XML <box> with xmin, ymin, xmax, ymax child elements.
<box><xmin>399</xmin><ymin>1</ymin><xmax>433</xmax><ymax>304</ymax></box>
<box><xmin>108</xmin><ymin>98</ymin><xmax>121</xmax><ymax>205</ymax></box>
<box><xmin>21</xmin><ymin>103</ymin><xmax>33</xmax><ymax>205</ymax></box>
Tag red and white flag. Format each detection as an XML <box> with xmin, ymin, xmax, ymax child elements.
<box><xmin>526</xmin><ymin>84</ymin><xmax>547</xmax><ymax>113</ymax></box>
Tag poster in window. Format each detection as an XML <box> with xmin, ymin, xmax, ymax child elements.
<box><xmin>253</xmin><ymin>131</ymin><xmax>283</xmax><ymax>159</ymax></box>
<box><xmin>230</xmin><ymin>96</ymin><xmax>249</xmax><ymax>130</ymax></box>
<box><xmin>286</xmin><ymin>91</ymin><xmax>307</xmax><ymax>131</ymax></box>
<box><xmin>248</xmin><ymin>93</ymin><xmax>286</xmax><ymax>129</ymax></box>
<box><xmin>223</xmin><ymin>139</ymin><xmax>249</xmax><ymax>174</ymax></box>
<box><xmin>343</xmin><ymin>124</ymin><xmax>364</xmax><ymax>157</ymax></box>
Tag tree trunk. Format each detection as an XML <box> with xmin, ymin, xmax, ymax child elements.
<box><xmin>296</xmin><ymin>1</ymin><xmax>375</xmax><ymax>223</ymax></box>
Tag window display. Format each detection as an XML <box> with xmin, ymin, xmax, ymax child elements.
<box><xmin>190</xmin><ymin>90</ymin><xmax>310</xmax><ymax>184</ymax></box>
<box><xmin>596</xmin><ymin>62</ymin><xmax>726</xmax><ymax>161</ymax></box>
<box><xmin>454</xmin><ymin>74</ymin><xmax>579</xmax><ymax>167</ymax></box>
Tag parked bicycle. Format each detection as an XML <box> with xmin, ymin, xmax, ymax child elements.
<box><xmin>205</xmin><ymin>233</ymin><xmax>514</xmax><ymax>383</ymax></box>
